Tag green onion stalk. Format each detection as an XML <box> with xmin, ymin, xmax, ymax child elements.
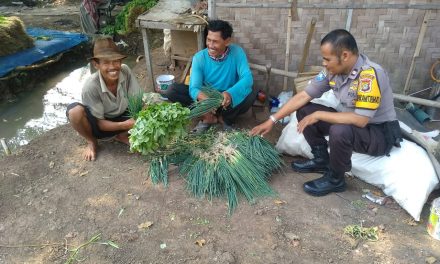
<box><xmin>178</xmin><ymin>131</ymin><xmax>283</xmax><ymax>214</ymax></box>
<box><xmin>126</xmin><ymin>90</ymin><xmax>144</xmax><ymax>120</ymax></box>
<box><xmin>188</xmin><ymin>86</ymin><xmax>224</xmax><ymax>119</ymax></box>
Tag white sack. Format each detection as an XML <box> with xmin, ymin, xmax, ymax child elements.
<box><xmin>275</xmin><ymin>108</ymin><xmax>439</xmax><ymax>221</ymax></box>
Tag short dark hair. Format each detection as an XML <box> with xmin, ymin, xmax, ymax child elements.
<box><xmin>321</xmin><ymin>29</ymin><xmax>359</xmax><ymax>57</ymax></box>
<box><xmin>207</xmin><ymin>19</ymin><xmax>233</xmax><ymax>40</ymax></box>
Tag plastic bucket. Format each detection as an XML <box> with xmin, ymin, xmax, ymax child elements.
<box><xmin>427</xmin><ymin>197</ymin><xmax>440</xmax><ymax>240</ymax></box>
<box><xmin>156</xmin><ymin>75</ymin><xmax>174</xmax><ymax>92</ymax></box>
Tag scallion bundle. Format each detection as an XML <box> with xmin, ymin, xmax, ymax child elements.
<box><xmin>188</xmin><ymin>86</ymin><xmax>223</xmax><ymax>119</ymax></box>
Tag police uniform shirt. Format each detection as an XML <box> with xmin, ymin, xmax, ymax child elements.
<box><xmin>82</xmin><ymin>64</ymin><xmax>142</xmax><ymax>119</ymax></box>
<box><xmin>304</xmin><ymin>54</ymin><xmax>396</xmax><ymax>124</ymax></box>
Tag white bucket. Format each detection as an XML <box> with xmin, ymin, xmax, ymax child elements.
<box><xmin>155</xmin><ymin>74</ymin><xmax>175</xmax><ymax>92</ymax></box>
<box><xmin>427</xmin><ymin>197</ymin><xmax>440</xmax><ymax>240</ymax></box>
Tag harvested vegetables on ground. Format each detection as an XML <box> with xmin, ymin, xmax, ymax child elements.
<box><xmin>149</xmin><ymin>130</ymin><xmax>283</xmax><ymax>214</ymax></box>
<box><xmin>129</xmin><ymin>102</ymin><xmax>190</xmax><ymax>155</ymax></box>
<box><xmin>130</xmin><ymin>91</ymin><xmax>283</xmax><ymax>214</ymax></box>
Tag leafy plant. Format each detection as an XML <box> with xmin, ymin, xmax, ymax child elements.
<box><xmin>344</xmin><ymin>224</ymin><xmax>379</xmax><ymax>241</ymax></box>
<box><xmin>129</xmin><ymin>102</ymin><xmax>190</xmax><ymax>155</ymax></box>
<box><xmin>114</xmin><ymin>0</ymin><xmax>158</xmax><ymax>34</ymax></box>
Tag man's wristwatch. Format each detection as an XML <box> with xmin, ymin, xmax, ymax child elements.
<box><xmin>269</xmin><ymin>115</ymin><xmax>278</xmax><ymax>124</ymax></box>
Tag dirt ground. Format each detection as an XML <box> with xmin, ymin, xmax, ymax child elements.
<box><xmin>1</xmin><ymin>3</ymin><xmax>440</xmax><ymax>264</ymax></box>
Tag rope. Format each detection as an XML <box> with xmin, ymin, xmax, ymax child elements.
<box><xmin>431</xmin><ymin>59</ymin><xmax>440</xmax><ymax>83</ymax></box>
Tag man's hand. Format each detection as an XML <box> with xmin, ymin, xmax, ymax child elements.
<box><xmin>221</xmin><ymin>91</ymin><xmax>232</xmax><ymax>109</ymax></box>
<box><xmin>250</xmin><ymin>120</ymin><xmax>274</xmax><ymax>136</ymax></box>
<box><xmin>297</xmin><ymin>112</ymin><xmax>319</xmax><ymax>133</ymax></box>
<box><xmin>197</xmin><ymin>92</ymin><xmax>208</xmax><ymax>101</ymax></box>
<box><xmin>123</xmin><ymin>118</ymin><xmax>136</xmax><ymax>130</ymax></box>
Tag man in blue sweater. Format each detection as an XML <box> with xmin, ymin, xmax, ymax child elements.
<box><xmin>163</xmin><ymin>19</ymin><xmax>255</xmax><ymax>131</ymax></box>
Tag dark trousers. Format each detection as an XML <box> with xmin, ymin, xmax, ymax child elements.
<box><xmin>296</xmin><ymin>103</ymin><xmax>387</xmax><ymax>173</ymax></box>
<box><xmin>66</xmin><ymin>102</ymin><xmax>130</xmax><ymax>139</ymax></box>
<box><xmin>164</xmin><ymin>83</ymin><xmax>257</xmax><ymax>125</ymax></box>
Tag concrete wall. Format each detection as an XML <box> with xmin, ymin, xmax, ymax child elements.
<box><xmin>215</xmin><ymin>0</ymin><xmax>440</xmax><ymax>97</ymax></box>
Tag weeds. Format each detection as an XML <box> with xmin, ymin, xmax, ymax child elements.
<box><xmin>344</xmin><ymin>224</ymin><xmax>379</xmax><ymax>241</ymax></box>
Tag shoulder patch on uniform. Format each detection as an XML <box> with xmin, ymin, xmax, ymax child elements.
<box><xmin>355</xmin><ymin>68</ymin><xmax>381</xmax><ymax>110</ymax></box>
<box><xmin>315</xmin><ymin>70</ymin><xmax>327</xmax><ymax>81</ymax></box>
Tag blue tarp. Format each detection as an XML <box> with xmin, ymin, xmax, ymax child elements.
<box><xmin>0</xmin><ymin>27</ymin><xmax>88</xmax><ymax>77</ymax></box>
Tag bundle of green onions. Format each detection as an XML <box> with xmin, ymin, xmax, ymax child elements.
<box><xmin>126</xmin><ymin>90</ymin><xmax>144</xmax><ymax>119</ymax></box>
<box><xmin>150</xmin><ymin>130</ymin><xmax>283</xmax><ymax>214</ymax></box>
<box><xmin>188</xmin><ymin>86</ymin><xmax>224</xmax><ymax>119</ymax></box>
<box><xmin>129</xmin><ymin>88</ymin><xmax>283</xmax><ymax>214</ymax></box>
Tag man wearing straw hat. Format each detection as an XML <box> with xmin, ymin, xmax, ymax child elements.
<box><xmin>66</xmin><ymin>37</ymin><xmax>142</xmax><ymax>161</ymax></box>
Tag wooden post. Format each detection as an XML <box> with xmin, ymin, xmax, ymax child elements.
<box><xmin>141</xmin><ymin>28</ymin><xmax>155</xmax><ymax>91</ymax></box>
<box><xmin>345</xmin><ymin>9</ymin><xmax>353</xmax><ymax>31</ymax></box>
<box><xmin>403</xmin><ymin>11</ymin><xmax>429</xmax><ymax>95</ymax></box>
<box><xmin>282</xmin><ymin>1</ymin><xmax>293</xmax><ymax>91</ymax></box>
<box><xmin>298</xmin><ymin>18</ymin><xmax>316</xmax><ymax>73</ymax></box>
<box><xmin>208</xmin><ymin>0</ymin><xmax>216</xmax><ymax>19</ymax></box>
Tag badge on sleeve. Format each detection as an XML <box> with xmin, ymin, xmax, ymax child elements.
<box><xmin>355</xmin><ymin>68</ymin><xmax>381</xmax><ymax>110</ymax></box>
<box><xmin>315</xmin><ymin>70</ymin><xmax>327</xmax><ymax>81</ymax></box>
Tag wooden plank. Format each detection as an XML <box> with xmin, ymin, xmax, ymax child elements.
<box><xmin>208</xmin><ymin>0</ymin><xmax>216</xmax><ymax>19</ymax></box>
<box><xmin>403</xmin><ymin>11</ymin><xmax>429</xmax><ymax>94</ymax></box>
<box><xmin>298</xmin><ymin>18</ymin><xmax>316</xmax><ymax>73</ymax></box>
<box><xmin>216</xmin><ymin>2</ymin><xmax>440</xmax><ymax>10</ymax></box>
<box><xmin>163</xmin><ymin>57</ymin><xmax>299</xmax><ymax>78</ymax></box>
<box><xmin>283</xmin><ymin>1</ymin><xmax>293</xmax><ymax>91</ymax></box>
<box><xmin>141</xmin><ymin>28</ymin><xmax>155</xmax><ymax>91</ymax></box>
<box><xmin>249</xmin><ymin>63</ymin><xmax>298</xmax><ymax>78</ymax></box>
<box><xmin>137</xmin><ymin>21</ymin><xmax>204</xmax><ymax>30</ymax></box>
<box><xmin>180</xmin><ymin>58</ymin><xmax>192</xmax><ymax>83</ymax></box>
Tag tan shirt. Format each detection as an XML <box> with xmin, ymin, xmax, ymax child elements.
<box><xmin>82</xmin><ymin>64</ymin><xmax>142</xmax><ymax>119</ymax></box>
<box><xmin>304</xmin><ymin>54</ymin><xmax>396</xmax><ymax>124</ymax></box>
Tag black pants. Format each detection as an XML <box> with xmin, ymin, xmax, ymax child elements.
<box><xmin>163</xmin><ymin>83</ymin><xmax>257</xmax><ymax>125</ymax></box>
<box><xmin>66</xmin><ymin>102</ymin><xmax>130</xmax><ymax>139</ymax></box>
<box><xmin>296</xmin><ymin>103</ymin><xmax>387</xmax><ymax>173</ymax></box>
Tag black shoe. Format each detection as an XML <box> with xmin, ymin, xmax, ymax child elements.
<box><xmin>291</xmin><ymin>159</ymin><xmax>329</xmax><ymax>173</ymax></box>
<box><xmin>291</xmin><ymin>145</ymin><xmax>329</xmax><ymax>173</ymax></box>
<box><xmin>303</xmin><ymin>169</ymin><xmax>346</xmax><ymax>196</ymax></box>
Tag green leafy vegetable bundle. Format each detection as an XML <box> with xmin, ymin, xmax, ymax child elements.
<box><xmin>150</xmin><ymin>130</ymin><xmax>283</xmax><ymax>214</ymax></box>
<box><xmin>129</xmin><ymin>103</ymin><xmax>190</xmax><ymax>155</ymax></box>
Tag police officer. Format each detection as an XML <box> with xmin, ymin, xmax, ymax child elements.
<box><xmin>251</xmin><ymin>29</ymin><xmax>401</xmax><ymax>197</ymax></box>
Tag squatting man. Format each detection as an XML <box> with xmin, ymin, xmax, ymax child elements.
<box><xmin>251</xmin><ymin>29</ymin><xmax>402</xmax><ymax>196</ymax></box>
<box><xmin>66</xmin><ymin>37</ymin><xmax>142</xmax><ymax>161</ymax></box>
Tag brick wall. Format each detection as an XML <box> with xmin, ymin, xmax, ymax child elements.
<box><xmin>215</xmin><ymin>0</ymin><xmax>440</xmax><ymax>97</ymax></box>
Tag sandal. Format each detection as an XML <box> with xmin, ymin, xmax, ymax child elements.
<box><xmin>191</xmin><ymin>121</ymin><xmax>211</xmax><ymax>134</ymax></box>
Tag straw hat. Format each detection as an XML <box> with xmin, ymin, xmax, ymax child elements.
<box><xmin>89</xmin><ymin>38</ymin><xmax>127</xmax><ymax>61</ymax></box>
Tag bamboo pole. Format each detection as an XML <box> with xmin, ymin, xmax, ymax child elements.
<box><xmin>403</xmin><ymin>11</ymin><xmax>429</xmax><ymax>95</ymax></box>
<box><xmin>393</xmin><ymin>93</ymin><xmax>440</xmax><ymax>108</ymax></box>
<box><xmin>283</xmin><ymin>1</ymin><xmax>293</xmax><ymax>91</ymax></box>
<box><xmin>298</xmin><ymin>18</ymin><xmax>316</xmax><ymax>73</ymax></box>
<box><xmin>168</xmin><ymin>56</ymin><xmax>298</xmax><ymax>78</ymax></box>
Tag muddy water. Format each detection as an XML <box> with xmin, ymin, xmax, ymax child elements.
<box><xmin>0</xmin><ymin>56</ymin><xmax>138</xmax><ymax>154</ymax></box>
